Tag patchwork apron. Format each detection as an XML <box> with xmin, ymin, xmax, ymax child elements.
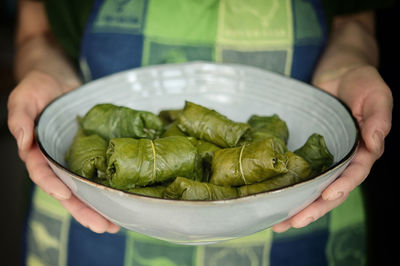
<box><xmin>24</xmin><ymin>1</ymin><xmax>367</xmax><ymax>265</ymax></box>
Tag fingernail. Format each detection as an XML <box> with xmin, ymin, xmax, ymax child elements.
<box><xmin>273</xmin><ymin>223</ymin><xmax>291</xmax><ymax>233</ymax></box>
<box><xmin>373</xmin><ymin>131</ymin><xmax>384</xmax><ymax>155</ymax></box>
<box><xmin>49</xmin><ymin>190</ymin><xmax>71</xmax><ymax>200</ymax></box>
<box><xmin>296</xmin><ymin>217</ymin><xmax>315</xmax><ymax>228</ymax></box>
<box><xmin>89</xmin><ymin>225</ymin><xmax>106</xmax><ymax>234</ymax></box>
<box><xmin>17</xmin><ymin>129</ymin><xmax>24</xmax><ymax>149</ymax></box>
<box><xmin>107</xmin><ymin>224</ymin><xmax>120</xmax><ymax>234</ymax></box>
<box><xmin>326</xmin><ymin>191</ymin><xmax>344</xmax><ymax>201</ymax></box>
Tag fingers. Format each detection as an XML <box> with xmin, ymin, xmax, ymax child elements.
<box><xmin>8</xmin><ymin>88</ymin><xmax>39</xmax><ymax>160</ymax></box>
<box><xmin>273</xmin><ymin>67</ymin><xmax>393</xmax><ymax>234</ymax></box>
<box><xmin>60</xmin><ymin>195</ymin><xmax>120</xmax><ymax>234</ymax></box>
<box><xmin>25</xmin><ymin>145</ymin><xmax>120</xmax><ymax>234</ymax></box>
<box><xmin>7</xmin><ymin>72</ymin><xmax>63</xmax><ymax>159</ymax></box>
<box><xmin>273</xmin><ymin>193</ymin><xmax>348</xmax><ymax>233</ymax></box>
<box><xmin>322</xmin><ymin>145</ymin><xmax>373</xmax><ymax>201</ymax></box>
<box><xmin>9</xmin><ymin>72</ymin><xmax>114</xmax><ymax>234</ymax></box>
<box><xmin>273</xmin><ymin>144</ymin><xmax>374</xmax><ymax>233</ymax></box>
<box><xmin>272</xmin><ymin>220</ymin><xmax>292</xmax><ymax>233</ymax></box>
<box><xmin>360</xmin><ymin>88</ymin><xmax>392</xmax><ymax>158</ymax></box>
<box><xmin>107</xmin><ymin>223</ymin><xmax>121</xmax><ymax>234</ymax></box>
<box><xmin>27</xmin><ymin>145</ymin><xmax>120</xmax><ymax>234</ymax></box>
<box><xmin>25</xmin><ymin>144</ymin><xmax>71</xmax><ymax>200</ymax></box>
<box><xmin>338</xmin><ymin>66</ymin><xmax>393</xmax><ymax>158</ymax></box>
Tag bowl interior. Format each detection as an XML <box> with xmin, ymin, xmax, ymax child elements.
<box><xmin>37</xmin><ymin>62</ymin><xmax>357</xmax><ymax>188</ymax></box>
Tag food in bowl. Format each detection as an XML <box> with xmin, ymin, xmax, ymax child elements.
<box><xmin>65</xmin><ymin>100</ymin><xmax>334</xmax><ymax>200</ymax></box>
<box><xmin>36</xmin><ymin>62</ymin><xmax>358</xmax><ymax>244</ymax></box>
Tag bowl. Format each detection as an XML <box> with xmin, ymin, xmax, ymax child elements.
<box><xmin>36</xmin><ymin>62</ymin><xmax>358</xmax><ymax>245</ymax></box>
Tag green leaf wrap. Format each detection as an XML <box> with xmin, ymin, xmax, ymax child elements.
<box><xmin>65</xmin><ymin>101</ymin><xmax>335</xmax><ymax>201</ymax></box>
<box><xmin>81</xmin><ymin>103</ymin><xmax>164</xmax><ymax>140</ymax></box>
<box><xmin>158</xmin><ymin>109</ymin><xmax>182</xmax><ymax>125</ymax></box>
<box><xmin>187</xmin><ymin>137</ymin><xmax>220</xmax><ymax>182</ymax></box>
<box><xmin>126</xmin><ymin>185</ymin><xmax>167</xmax><ymax>198</ymax></box>
<box><xmin>106</xmin><ymin>136</ymin><xmax>202</xmax><ymax>189</ymax></box>
<box><xmin>246</xmin><ymin>114</ymin><xmax>289</xmax><ymax>144</ymax></box>
<box><xmin>210</xmin><ymin>137</ymin><xmax>289</xmax><ymax>186</ymax></box>
<box><xmin>177</xmin><ymin>101</ymin><xmax>250</xmax><ymax>148</ymax></box>
<box><xmin>294</xmin><ymin>133</ymin><xmax>334</xmax><ymax>175</ymax></box>
<box><xmin>187</xmin><ymin>137</ymin><xmax>220</xmax><ymax>164</ymax></box>
<box><xmin>239</xmin><ymin>151</ymin><xmax>312</xmax><ymax>196</ymax></box>
<box><xmin>164</xmin><ymin>177</ymin><xmax>239</xmax><ymax>200</ymax></box>
<box><xmin>65</xmin><ymin>130</ymin><xmax>107</xmax><ymax>179</ymax></box>
<box><xmin>161</xmin><ymin>121</ymin><xmax>187</xmax><ymax>137</ymax></box>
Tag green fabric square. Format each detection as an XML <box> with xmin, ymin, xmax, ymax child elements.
<box><xmin>142</xmin><ymin>39</ymin><xmax>214</xmax><ymax>66</ymax></box>
<box><xmin>124</xmin><ymin>233</ymin><xmax>196</xmax><ymax>266</ymax></box>
<box><xmin>293</xmin><ymin>0</ymin><xmax>323</xmax><ymax>43</ymax></box>
<box><xmin>217</xmin><ymin>0</ymin><xmax>293</xmax><ymax>46</ymax></box>
<box><xmin>201</xmin><ymin>245</ymin><xmax>269</xmax><ymax>266</ymax></box>
<box><xmin>222</xmin><ymin>49</ymin><xmax>289</xmax><ymax>75</ymax></box>
<box><xmin>145</xmin><ymin>0</ymin><xmax>218</xmax><ymax>43</ymax></box>
<box><xmin>93</xmin><ymin>0</ymin><xmax>147</xmax><ymax>33</ymax></box>
<box><xmin>27</xmin><ymin>209</ymin><xmax>64</xmax><ymax>266</ymax></box>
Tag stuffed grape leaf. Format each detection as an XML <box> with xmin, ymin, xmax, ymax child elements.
<box><xmin>158</xmin><ymin>109</ymin><xmax>182</xmax><ymax>125</ymax></box>
<box><xmin>161</xmin><ymin>121</ymin><xmax>187</xmax><ymax>137</ymax></box>
<box><xmin>164</xmin><ymin>177</ymin><xmax>239</xmax><ymax>200</ymax></box>
<box><xmin>126</xmin><ymin>185</ymin><xmax>167</xmax><ymax>198</ymax></box>
<box><xmin>294</xmin><ymin>133</ymin><xmax>334</xmax><ymax>175</ymax></box>
<box><xmin>238</xmin><ymin>151</ymin><xmax>312</xmax><ymax>196</ymax></box>
<box><xmin>210</xmin><ymin>137</ymin><xmax>289</xmax><ymax>186</ymax></box>
<box><xmin>177</xmin><ymin>101</ymin><xmax>250</xmax><ymax>148</ymax></box>
<box><xmin>188</xmin><ymin>137</ymin><xmax>221</xmax><ymax>182</ymax></box>
<box><xmin>106</xmin><ymin>136</ymin><xmax>202</xmax><ymax>189</ymax></box>
<box><xmin>187</xmin><ymin>137</ymin><xmax>220</xmax><ymax>164</ymax></box>
<box><xmin>81</xmin><ymin>103</ymin><xmax>164</xmax><ymax>140</ymax></box>
<box><xmin>65</xmin><ymin>129</ymin><xmax>107</xmax><ymax>179</ymax></box>
<box><xmin>246</xmin><ymin>114</ymin><xmax>289</xmax><ymax>144</ymax></box>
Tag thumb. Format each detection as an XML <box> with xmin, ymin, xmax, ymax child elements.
<box><xmin>7</xmin><ymin>89</ymin><xmax>38</xmax><ymax>159</ymax></box>
<box><xmin>360</xmin><ymin>88</ymin><xmax>392</xmax><ymax>159</ymax></box>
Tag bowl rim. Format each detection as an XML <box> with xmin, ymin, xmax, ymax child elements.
<box><xmin>35</xmin><ymin>61</ymin><xmax>360</xmax><ymax>205</ymax></box>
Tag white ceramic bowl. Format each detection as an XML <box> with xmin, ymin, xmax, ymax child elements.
<box><xmin>36</xmin><ymin>62</ymin><xmax>358</xmax><ymax>245</ymax></box>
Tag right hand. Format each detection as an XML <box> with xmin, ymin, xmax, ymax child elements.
<box><xmin>8</xmin><ymin>71</ymin><xmax>120</xmax><ymax>233</ymax></box>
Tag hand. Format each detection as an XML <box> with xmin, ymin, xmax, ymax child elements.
<box><xmin>272</xmin><ymin>65</ymin><xmax>393</xmax><ymax>232</ymax></box>
<box><xmin>8</xmin><ymin>71</ymin><xmax>120</xmax><ymax>233</ymax></box>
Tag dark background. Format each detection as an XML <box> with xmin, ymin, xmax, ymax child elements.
<box><xmin>0</xmin><ymin>1</ymin><xmax>398</xmax><ymax>265</ymax></box>
<box><xmin>364</xmin><ymin>2</ymin><xmax>399</xmax><ymax>266</ymax></box>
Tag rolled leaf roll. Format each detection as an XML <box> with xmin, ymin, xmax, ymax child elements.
<box><xmin>126</xmin><ymin>185</ymin><xmax>167</xmax><ymax>198</ymax></box>
<box><xmin>106</xmin><ymin>136</ymin><xmax>202</xmax><ymax>189</ymax></box>
<box><xmin>210</xmin><ymin>137</ymin><xmax>289</xmax><ymax>186</ymax></box>
<box><xmin>239</xmin><ymin>151</ymin><xmax>312</xmax><ymax>196</ymax></box>
<box><xmin>164</xmin><ymin>177</ymin><xmax>239</xmax><ymax>200</ymax></box>
<box><xmin>177</xmin><ymin>101</ymin><xmax>250</xmax><ymax>148</ymax></box>
<box><xmin>284</xmin><ymin>151</ymin><xmax>313</xmax><ymax>180</ymax></box>
<box><xmin>294</xmin><ymin>133</ymin><xmax>334</xmax><ymax>175</ymax></box>
<box><xmin>81</xmin><ymin>103</ymin><xmax>164</xmax><ymax>140</ymax></box>
<box><xmin>187</xmin><ymin>137</ymin><xmax>220</xmax><ymax>164</ymax></box>
<box><xmin>246</xmin><ymin>114</ymin><xmax>289</xmax><ymax>144</ymax></box>
<box><xmin>158</xmin><ymin>109</ymin><xmax>182</xmax><ymax>125</ymax></box>
<box><xmin>188</xmin><ymin>137</ymin><xmax>221</xmax><ymax>182</ymax></box>
<box><xmin>161</xmin><ymin>121</ymin><xmax>187</xmax><ymax>137</ymax></box>
<box><xmin>65</xmin><ymin>129</ymin><xmax>107</xmax><ymax>179</ymax></box>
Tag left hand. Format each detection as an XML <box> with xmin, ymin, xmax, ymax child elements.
<box><xmin>272</xmin><ymin>64</ymin><xmax>393</xmax><ymax>232</ymax></box>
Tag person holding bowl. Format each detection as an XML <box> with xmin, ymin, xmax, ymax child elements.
<box><xmin>8</xmin><ymin>0</ymin><xmax>393</xmax><ymax>265</ymax></box>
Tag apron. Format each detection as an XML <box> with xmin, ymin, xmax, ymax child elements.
<box><xmin>24</xmin><ymin>1</ymin><xmax>367</xmax><ymax>265</ymax></box>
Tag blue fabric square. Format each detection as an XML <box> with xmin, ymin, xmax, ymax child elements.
<box><xmin>270</xmin><ymin>228</ymin><xmax>329</xmax><ymax>266</ymax></box>
<box><xmin>81</xmin><ymin>33</ymin><xmax>144</xmax><ymax>80</ymax></box>
<box><xmin>67</xmin><ymin>220</ymin><xmax>126</xmax><ymax>266</ymax></box>
<box><xmin>290</xmin><ymin>44</ymin><xmax>325</xmax><ymax>82</ymax></box>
